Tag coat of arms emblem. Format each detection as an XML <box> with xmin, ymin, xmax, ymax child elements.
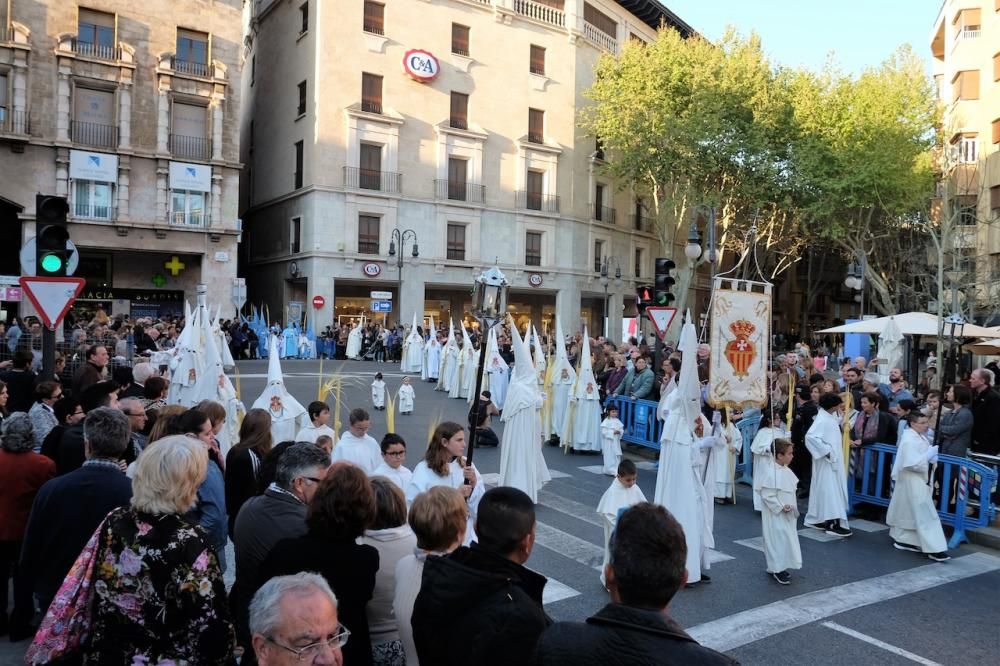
<box><xmin>724</xmin><ymin>320</ymin><xmax>756</xmax><ymax>378</ymax></box>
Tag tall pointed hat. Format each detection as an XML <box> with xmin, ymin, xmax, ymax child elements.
<box><xmin>252</xmin><ymin>334</ymin><xmax>306</xmax><ymax>417</ymax></box>
<box><xmin>573</xmin><ymin>326</ymin><xmax>598</xmax><ymax>399</ymax></box>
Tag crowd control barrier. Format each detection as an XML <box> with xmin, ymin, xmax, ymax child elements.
<box><xmin>604</xmin><ymin>395</ymin><xmax>662</xmax><ymax>451</ymax></box>
<box><xmin>735</xmin><ymin>415</ymin><xmax>761</xmax><ymax>486</ymax></box>
<box><xmin>849</xmin><ymin>443</ymin><xmax>998</xmax><ymax>549</ymax></box>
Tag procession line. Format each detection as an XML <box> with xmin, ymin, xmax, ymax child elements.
<box><xmin>820</xmin><ymin>622</ymin><xmax>943</xmax><ymax>666</ymax></box>
<box><xmin>686</xmin><ymin>552</ymin><xmax>1000</xmax><ymax>653</ymax></box>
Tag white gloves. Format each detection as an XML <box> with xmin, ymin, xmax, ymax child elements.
<box><xmin>698</xmin><ymin>436</ymin><xmax>720</xmax><ymax>450</ymax></box>
<box><xmin>925</xmin><ymin>445</ymin><xmax>939</xmax><ymax>465</ymax></box>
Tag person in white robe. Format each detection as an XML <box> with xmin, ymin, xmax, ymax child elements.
<box><xmin>371</xmin><ymin>373</ymin><xmax>386</xmax><ymax>411</ymax></box>
<box><xmin>711</xmin><ymin>411</ymin><xmax>743</xmax><ymax>502</ymax></box>
<box><xmin>760</xmin><ymin>439</ymin><xmax>802</xmax><ymax>583</ymax></box>
<box><xmin>191</xmin><ymin>304</ymin><xmax>246</xmax><ymax>456</ymax></box>
<box><xmin>294</xmin><ymin>401</ymin><xmax>337</xmax><ymax>445</ymax></box>
<box><xmin>406</xmin><ymin>422</ymin><xmax>484</xmax><ymax>545</ymax></box>
<box><xmin>597</xmin><ymin>460</ymin><xmax>647</xmax><ymax>586</ymax></box>
<box><xmin>402</xmin><ymin>313</ymin><xmax>424</xmax><ymax>373</ymax></box>
<box><xmin>654</xmin><ymin>311</ymin><xmax>718</xmax><ymax>585</ymax></box>
<box><xmin>498</xmin><ymin>317</ymin><xmax>551</xmax><ymax>503</ymax></box>
<box><xmin>282</xmin><ymin>322</ymin><xmax>298</xmax><ymax>359</ymax></box>
<box><xmin>600</xmin><ymin>406</ymin><xmax>624</xmax><ymax>476</ymax></box>
<box><xmin>298</xmin><ymin>331</ymin><xmax>311</xmax><ymax>359</ymax></box>
<box><xmin>530</xmin><ymin>326</ymin><xmax>550</xmax><ymax>440</ymax></box>
<box><xmin>750</xmin><ymin>412</ymin><xmax>788</xmax><ymax>511</ymax></box>
<box><xmin>167</xmin><ymin>301</ymin><xmax>201</xmax><ymax>407</ymax></box>
<box><xmin>211</xmin><ymin>308</ymin><xmax>236</xmax><ymax>370</ymax></box>
<box><xmin>563</xmin><ymin>330</ymin><xmax>602</xmax><ymax>452</ymax></box>
<box><xmin>549</xmin><ymin>317</ymin><xmax>575</xmax><ymax>443</ymax></box>
<box><xmin>448</xmin><ymin>327</ymin><xmax>466</xmax><ymax>399</ymax></box>
<box><xmin>484</xmin><ymin>328</ymin><xmax>509</xmax><ymax>411</ymax></box>
<box><xmin>804</xmin><ymin>393</ymin><xmax>852</xmax><ymax>537</ymax></box>
<box><xmin>459</xmin><ymin>327</ymin><xmax>477</xmax><ymax>399</ymax></box>
<box><xmin>424</xmin><ymin>316</ymin><xmax>441</xmax><ymax>382</ymax></box>
<box><xmin>440</xmin><ymin>322</ymin><xmax>459</xmax><ymax>393</ymax></box>
<box><xmin>886</xmin><ymin>412</ymin><xmax>949</xmax><ymax>560</ymax></box>
<box><xmin>345</xmin><ymin>320</ymin><xmax>364</xmax><ymax>360</ymax></box>
<box><xmin>371</xmin><ymin>433</ymin><xmax>413</xmax><ymax>491</ymax></box>
<box><xmin>252</xmin><ymin>335</ymin><xmax>308</xmax><ymax>443</ymax></box>
<box><xmin>397</xmin><ymin>376</ymin><xmax>415</xmax><ymax>414</ymax></box>
<box><xmin>331</xmin><ymin>409</ymin><xmax>382</xmax><ymax>474</ymax></box>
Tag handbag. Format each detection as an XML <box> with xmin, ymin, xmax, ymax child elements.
<box><xmin>24</xmin><ymin>518</ymin><xmax>106</xmax><ymax>665</ymax></box>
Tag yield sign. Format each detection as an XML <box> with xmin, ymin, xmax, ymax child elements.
<box><xmin>19</xmin><ymin>276</ymin><xmax>86</xmax><ymax>330</ymax></box>
<box><xmin>646</xmin><ymin>306</ymin><xmax>678</xmax><ymax>338</ymax></box>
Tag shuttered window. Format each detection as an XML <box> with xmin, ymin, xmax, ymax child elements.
<box><xmin>990</xmin><ymin>185</ymin><xmax>1000</xmax><ymax>212</ymax></box>
<box><xmin>584</xmin><ymin>3</ymin><xmax>617</xmax><ymax>37</ymax></box>
<box><xmin>362</xmin><ymin>72</ymin><xmax>383</xmax><ymax>113</ymax></box>
<box><xmin>525</xmin><ymin>232</ymin><xmax>542</xmax><ymax>266</ymax></box>
<box><xmin>450</xmin><ymin>92</ymin><xmax>468</xmax><ymax>129</ymax></box>
<box><xmin>358</xmin><ymin>215</ymin><xmax>380</xmax><ymax>254</ymax></box>
<box><xmin>452</xmin><ymin>24</ymin><xmax>470</xmax><ymax>56</ymax></box>
<box><xmin>528</xmin><ymin>108</ymin><xmax>544</xmax><ymax>143</ymax></box>
<box><xmin>952</xmin><ymin>70</ymin><xmax>980</xmax><ymax>101</ymax></box>
<box><xmin>447</xmin><ymin>224</ymin><xmax>466</xmax><ymax>260</ymax></box>
<box><xmin>530</xmin><ymin>45</ymin><xmax>545</xmax><ymax>75</ymax></box>
<box><xmin>360</xmin><ymin>143</ymin><xmax>381</xmax><ymax>189</ymax></box>
<box><xmin>363</xmin><ymin>1</ymin><xmax>384</xmax><ymax>35</ymax></box>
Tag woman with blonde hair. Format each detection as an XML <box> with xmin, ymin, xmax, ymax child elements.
<box><xmin>405</xmin><ymin>421</ymin><xmax>483</xmax><ymax>544</ymax></box>
<box><xmin>83</xmin><ymin>435</ymin><xmax>235</xmax><ymax>663</ymax></box>
<box><xmin>146</xmin><ymin>403</ymin><xmax>186</xmax><ymax>443</ymax></box>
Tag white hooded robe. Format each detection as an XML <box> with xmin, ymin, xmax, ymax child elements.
<box><xmin>886</xmin><ymin>428</ymin><xmax>947</xmax><ymax>553</ymax></box>
<box><xmin>804</xmin><ymin>408</ymin><xmax>850</xmax><ymax>526</ymax></box>
<box><xmin>252</xmin><ymin>336</ymin><xmax>308</xmax><ymax>443</ymax></box>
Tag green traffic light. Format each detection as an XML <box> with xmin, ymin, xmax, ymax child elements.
<box><xmin>40</xmin><ymin>253</ymin><xmax>64</xmax><ymax>273</ymax></box>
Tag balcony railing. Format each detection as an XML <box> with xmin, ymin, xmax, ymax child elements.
<box><xmin>344</xmin><ymin>166</ymin><xmax>401</xmax><ymax>194</ymax></box>
<box><xmin>0</xmin><ymin>109</ymin><xmax>30</xmax><ymax>135</ymax></box>
<box><xmin>363</xmin><ymin>20</ymin><xmax>385</xmax><ymax>36</ymax></box>
<box><xmin>435</xmin><ymin>179</ymin><xmax>485</xmax><ymax>203</ymax></box>
<box><xmin>173</xmin><ymin>58</ymin><xmax>211</xmax><ymax>77</ymax></box>
<box><xmin>631</xmin><ymin>213</ymin><xmax>652</xmax><ymax>232</ymax></box>
<box><xmin>361</xmin><ymin>98</ymin><xmax>383</xmax><ymax>114</ymax></box>
<box><xmin>516</xmin><ymin>190</ymin><xmax>559</xmax><ymax>213</ymax></box>
<box><xmin>513</xmin><ymin>0</ymin><xmax>565</xmax><ymax>28</ymax></box>
<box><xmin>584</xmin><ymin>21</ymin><xmax>618</xmax><ymax>54</ymax></box>
<box><xmin>449</xmin><ymin>116</ymin><xmax>468</xmax><ymax>130</ymax></box>
<box><xmin>71</xmin><ymin>39</ymin><xmax>120</xmax><ymax>61</ymax></box>
<box><xmin>594</xmin><ymin>205</ymin><xmax>616</xmax><ymax>225</ymax></box>
<box><xmin>169</xmin><ymin>134</ymin><xmax>211</xmax><ymax>161</ymax></box>
<box><xmin>71</xmin><ymin>121</ymin><xmax>118</xmax><ymax>148</ymax></box>
<box><xmin>72</xmin><ymin>202</ymin><xmax>115</xmax><ymax>221</ymax></box>
<box><xmin>170</xmin><ymin>210</ymin><xmax>210</xmax><ymax>227</ymax></box>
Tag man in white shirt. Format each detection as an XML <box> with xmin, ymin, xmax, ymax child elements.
<box><xmin>294</xmin><ymin>401</ymin><xmax>337</xmax><ymax>445</ymax></box>
<box><xmin>330</xmin><ymin>408</ymin><xmax>381</xmax><ymax>474</ymax></box>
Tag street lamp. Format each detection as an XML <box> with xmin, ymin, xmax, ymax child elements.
<box><xmin>599</xmin><ymin>256</ymin><xmax>622</xmax><ymax>339</ymax></box>
<box><xmin>685</xmin><ymin>222</ymin><xmax>702</xmax><ymax>261</ymax></box>
<box><xmin>844</xmin><ymin>252</ymin><xmax>866</xmax><ymax>317</ymax></box>
<box><xmin>388</xmin><ymin>228</ymin><xmax>419</xmax><ymax>327</ymax></box>
<box><xmin>465</xmin><ymin>266</ymin><xmax>509</xmax><ymax>468</ymax></box>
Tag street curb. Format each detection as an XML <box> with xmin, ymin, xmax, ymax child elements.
<box><xmin>967</xmin><ymin>526</ymin><xmax>1000</xmax><ymax>551</ymax></box>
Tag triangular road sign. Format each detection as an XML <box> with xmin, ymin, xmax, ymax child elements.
<box><xmin>646</xmin><ymin>306</ymin><xmax>678</xmax><ymax>338</ymax></box>
<box><xmin>19</xmin><ymin>277</ymin><xmax>86</xmax><ymax>330</ymax></box>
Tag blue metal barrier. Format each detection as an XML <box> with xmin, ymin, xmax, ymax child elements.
<box><xmin>604</xmin><ymin>395</ymin><xmax>662</xmax><ymax>450</ymax></box>
<box><xmin>735</xmin><ymin>415</ymin><xmax>761</xmax><ymax>486</ymax></box>
<box><xmin>849</xmin><ymin>443</ymin><xmax>998</xmax><ymax>549</ymax></box>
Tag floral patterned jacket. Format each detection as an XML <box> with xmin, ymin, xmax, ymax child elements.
<box><xmin>84</xmin><ymin>506</ymin><xmax>236</xmax><ymax>665</ymax></box>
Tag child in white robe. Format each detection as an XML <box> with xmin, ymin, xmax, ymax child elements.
<box><xmin>294</xmin><ymin>400</ymin><xmax>337</xmax><ymax>444</ymax></box>
<box><xmin>397</xmin><ymin>376</ymin><xmax>415</xmax><ymax>414</ymax></box>
<box><xmin>760</xmin><ymin>438</ymin><xmax>802</xmax><ymax>585</ymax></box>
<box><xmin>887</xmin><ymin>412</ymin><xmax>949</xmax><ymax>561</ymax></box>
<box><xmin>712</xmin><ymin>410</ymin><xmax>743</xmax><ymax>503</ymax></box>
<box><xmin>600</xmin><ymin>405</ymin><xmax>625</xmax><ymax>476</ymax></box>
<box><xmin>597</xmin><ymin>459</ymin><xmax>647</xmax><ymax>587</ymax></box>
<box><xmin>371</xmin><ymin>433</ymin><xmax>413</xmax><ymax>491</ymax></box>
<box><xmin>331</xmin><ymin>408</ymin><xmax>382</xmax><ymax>475</ymax></box>
<box><xmin>371</xmin><ymin>372</ymin><xmax>386</xmax><ymax>411</ymax></box>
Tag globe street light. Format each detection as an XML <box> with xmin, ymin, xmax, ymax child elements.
<box><xmin>466</xmin><ymin>266</ymin><xmax>509</xmax><ymax>468</ymax></box>
<box><xmin>388</xmin><ymin>228</ymin><xmax>418</xmax><ymax>326</ymax></box>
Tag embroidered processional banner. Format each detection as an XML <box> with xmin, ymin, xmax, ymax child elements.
<box><xmin>707</xmin><ymin>278</ymin><xmax>771</xmax><ymax>409</ymax></box>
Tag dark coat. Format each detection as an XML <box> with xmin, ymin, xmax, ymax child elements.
<box><xmin>971</xmin><ymin>387</ymin><xmax>1000</xmax><ymax>455</ymax></box>
<box><xmin>0</xmin><ymin>368</ymin><xmax>37</xmax><ymax>413</ymax></box>
<box><xmin>71</xmin><ymin>361</ymin><xmax>103</xmax><ymax>397</ymax></box>
<box><xmin>258</xmin><ymin>533</ymin><xmax>378</xmax><ymax>666</ymax></box>
<box><xmin>412</xmin><ymin>544</ymin><xmax>551</xmax><ymax>666</ymax></box>
<box><xmin>55</xmin><ymin>423</ymin><xmax>86</xmax><ymax>475</ymax></box>
<box><xmin>224</xmin><ymin>447</ymin><xmax>262</xmax><ymax>538</ymax></box>
<box><xmin>19</xmin><ymin>463</ymin><xmax>132</xmax><ymax>606</ymax></box>
<box><xmin>533</xmin><ymin>603</ymin><xmax>739</xmax><ymax>666</ymax></box>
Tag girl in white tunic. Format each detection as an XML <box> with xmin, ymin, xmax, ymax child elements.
<box><xmin>406</xmin><ymin>421</ymin><xmax>484</xmax><ymax>545</ymax></box>
<box><xmin>600</xmin><ymin>405</ymin><xmax>624</xmax><ymax>476</ymax></box>
<box><xmin>371</xmin><ymin>372</ymin><xmax>386</xmax><ymax>411</ymax></box>
<box><xmin>760</xmin><ymin>439</ymin><xmax>802</xmax><ymax>585</ymax></box>
<box><xmin>886</xmin><ymin>412</ymin><xmax>949</xmax><ymax>561</ymax></box>
<box><xmin>397</xmin><ymin>376</ymin><xmax>415</xmax><ymax>414</ymax></box>
<box><xmin>596</xmin><ymin>459</ymin><xmax>647</xmax><ymax>586</ymax></box>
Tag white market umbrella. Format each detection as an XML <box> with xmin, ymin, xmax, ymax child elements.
<box><xmin>964</xmin><ymin>339</ymin><xmax>1000</xmax><ymax>355</ymax></box>
<box><xmin>818</xmin><ymin>312</ymin><xmax>1000</xmax><ymax>339</ymax></box>
<box><xmin>875</xmin><ymin>315</ymin><xmax>905</xmax><ymax>384</ymax></box>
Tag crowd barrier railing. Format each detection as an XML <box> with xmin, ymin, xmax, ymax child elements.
<box><xmin>849</xmin><ymin>443</ymin><xmax>998</xmax><ymax>549</ymax></box>
<box><xmin>604</xmin><ymin>395</ymin><xmax>662</xmax><ymax>451</ymax></box>
<box><xmin>735</xmin><ymin>415</ymin><xmax>762</xmax><ymax>486</ymax></box>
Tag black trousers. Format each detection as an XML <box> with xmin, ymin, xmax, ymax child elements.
<box><xmin>0</xmin><ymin>539</ymin><xmax>34</xmax><ymax>629</ymax></box>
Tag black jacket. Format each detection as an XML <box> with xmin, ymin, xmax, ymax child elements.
<box><xmin>412</xmin><ymin>543</ymin><xmax>551</xmax><ymax>666</ymax></box>
<box><xmin>790</xmin><ymin>402</ymin><xmax>818</xmax><ymax>447</ymax></box>
<box><xmin>533</xmin><ymin>603</ymin><xmax>739</xmax><ymax>666</ymax></box>
<box><xmin>971</xmin><ymin>387</ymin><xmax>1000</xmax><ymax>455</ymax></box>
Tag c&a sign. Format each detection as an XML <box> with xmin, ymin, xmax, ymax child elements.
<box><xmin>402</xmin><ymin>49</ymin><xmax>439</xmax><ymax>83</ymax></box>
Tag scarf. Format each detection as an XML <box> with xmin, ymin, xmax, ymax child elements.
<box><xmin>853</xmin><ymin>409</ymin><xmax>879</xmax><ymax>441</ymax></box>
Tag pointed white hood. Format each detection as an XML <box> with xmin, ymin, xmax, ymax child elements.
<box><xmin>428</xmin><ymin>315</ymin><xmax>439</xmax><ymax>347</ymax></box>
<box><xmin>486</xmin><ymin>326</ymin><xmax>508</xmax><ymax>371</ymax></box>
<box><xmin>212</xmin><ymin>304</ymin><xmax>236</xmax><ymax>369</ymax></box>
<box><xmin>675</xmin><ymin>310</ymin><xmax>703</xmax><ymax>425</ymax></box>
<box><xmin>509</xmin><ymin>316</ymin><xmax>535</xmax><ymax>385</ymax></box>
<box><xmin>531</xmin><ymin>325</ymin><xmax>546</xmax><ymax>372</ymax></box>
<box><xmin>407</xmin><ymin>312</ymin><xmax>422</xmax><ymax>343</ymax></box>
<box><xmin>503</xmin><ymin>315</ymin><xmax>542</xmax><ymax>419</ymax></box>
<box><xmin>168</xmin><ymin>304</ymin><xmax>201</xmax><ymax>404</ymax></box>
<box><xmin>252</xmin><ymin>335</ymin><xmax>306</xmax><ymax>417</ymax></box>
<box><xmin>461</xmin><ymin>322</ymin><xmax>474</xmax><ymax>356</ymax></box>
<box><xmin>573</xmin><ymin>327</ymin><xmax>599</xmax><ymax>400</ymax></box>
<box><xmin>551</xmin><ymin>317</ymin><xmax>575</xmax><ymax>385</ymax></box>
<box><xmin>444</xmin><ymin>318</ymin><xmax>458</xmax><ymax>353</ymax></box>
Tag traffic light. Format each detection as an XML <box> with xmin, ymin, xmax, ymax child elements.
<box><xmin>35</xmin><ymin>194</ymin><xmax>70</xmax><ymax>277</ymax></box>
<box><xmin>635</xmin><ymin>284</ymin><xmax>653</xmax><ymax>315</ymax></box>
<box><xmin>654</xmin><ymin>257</ymin><xmax>676</xmax><ymax>306</ymax></box>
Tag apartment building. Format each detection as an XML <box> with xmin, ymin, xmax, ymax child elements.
<box><xmin>0</xmin><ymin>1</ymin><xmax>242</xmax><ymax>320</ymax></box>
<box><xmin>240</xmin><ymin>0</ymin><xmax>692</xmax><ymax>335</ymax></box>
<box><xmin>930</xmin><ymin>1</ymin><xmax>1000</xmax><ymax>320</ymax></box>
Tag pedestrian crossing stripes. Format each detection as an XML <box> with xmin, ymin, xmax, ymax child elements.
<box><xmin>542</xmin><ymin>577</ymin><xmax>583</xmax><ymax>605</ymax></box>
<box><xmin>799</xmin><ymin>528</ymin><xmax>844</xmax><ymax>542</ymax></box>
<box><xmin>849</xmin><ymin>519</ymin><xmax>889</xmax><ymax>533</ymax></box>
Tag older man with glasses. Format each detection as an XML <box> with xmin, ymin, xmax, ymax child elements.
<box><xmin>250</xmin><ymin>573</ymin><xmax>348</xmax><ymax>666</ymax></box>
<box><xmin>119</xmin><ymin>397</ymin><xmax>149</xmax><ymax>457</ymax></box>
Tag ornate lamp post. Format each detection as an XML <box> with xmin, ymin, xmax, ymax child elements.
<box><xmin>388</xmin><ymin>228</ymin><xmax>418</xmax><ymax>325</ymax></box>
<box><xmin>599</xmin><ymin>256</ymin><xmax>621</xmax><ymax>339</ymax></box>
<box><xmin>465</xmin><ymin>266</ymin><xmax>509</xmax><ymax>468</ymax></box>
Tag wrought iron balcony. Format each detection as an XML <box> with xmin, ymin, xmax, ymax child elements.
<box><xmin>169</xmin><ymin>134</ymin><xmax>211</xmax><ymax>161</ymax></box>
<box><xmin>72</xmin><ymin>202</ymin><xmax>116</xmax><ymax>221</ymax></box>
<box><xmin>71</xmin><ymin>121</ymin><xmax>117</xmax><ymax>148</ymax></box>
<box><xmin>344</xmin><ymin>166</ymin><xmax>401</xmax><ymax>194</ymax></box>
<box><xmin>170</xmin><ymin>210</ymin><xmax>210</xmax><ymax>227</ymax></box>
<box><xmin>594</xmin><ymin>205</ymin><xmax>616</xmax><ymax>225</ymax></box>
<box><xmin>516</xmin><ymin>190</ymin><xmax>559</xmax><ymax>213</ymax></box>
<box><xmin>435</xmin><ymin>179</ymin><xmax>485</xmax><ymax>203</ymax></box>
<box><xmin>630</xmin><ymin>213</ymin><xmax>652</xmax><ymax>232</ymax></box>
<box><xmin>71</xmin><ymin>39</ymin><xmax>121</xmax><ymax>61</ymax></box>
<box><xmin>0</xmin><ymin>109</ymin><xmax>30</xmax><ymax>136</ymax></box>
<box><xmin>173</xmin><ymin>58</ymin><xmax>211</xmax><ymax>77</ymax></box>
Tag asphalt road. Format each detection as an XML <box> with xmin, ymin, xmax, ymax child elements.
<box><xmin>3</xmin><ymin>357</ymin><xmax>997</xmax><ymax>664</ymax></box>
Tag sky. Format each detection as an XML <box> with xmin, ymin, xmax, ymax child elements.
<box><xmin>664</xmin><ymin>0</ymin><xmax>942</xmax><ymax>75</ymax></box>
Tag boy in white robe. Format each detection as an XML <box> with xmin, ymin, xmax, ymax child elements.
<box><xmin>760</xmin><ymin>439</ymin><xmax>802</xmax><ymax>585</ymax></box>
<box><xmin>597</xmin><ymin>459</ymin><xmax>647</xmax><ymax>586</ymax></box>
<box><xmin>331</xmin><ymin>408</ymin><xmax>382</xmax><ymax>474</ymax></box>
<box><xmin>371</xmin><ymin>433</ymin><xmax>413</xmax><ymax>491</ymax></box>
<box><xmin>749</xmin><ymin>412</ymin><xmax>786</xmax><ymax>511</ymax></box>
<box><xmin>887</xmin><ymin>412</ymin><xmax>949</xmax><ymax>561</ymax></box>
<box><xmin>804</xmin><ymin>392</ymin><xmax>852</xmax><ymax>537</ymax></box>
<box><xmin>294</xmin><ymin>400</ymin><xmax>337</xmax><ymax>445</ymax></box>
<box><xmin>600</xmin><ymin>405</ymin><xmax>624</xmax><ymax>476</ymax></box>
<box><xmin>371</xmin><ymin>372</ymin><xmax>386</xmax><ymax>411</ymax></box>
<box><xmin>711</xmin><ymin>410</ymin><xmax>743</xmax><ymax>503</ymax></box>
<box><xmin>397</xmin><ymin>376</ymin><xmax>415</xmax><ymax>414</ymax></box>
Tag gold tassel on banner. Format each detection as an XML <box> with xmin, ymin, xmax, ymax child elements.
<box><xmin>786</xmin><ymin>372</ymin><xmax>795</xmax><ymax>428</ymax></box>
<box><xmin>842</xmin><ymin>389</ymin><xmax>853</xmax><ymax>474</ymax></box>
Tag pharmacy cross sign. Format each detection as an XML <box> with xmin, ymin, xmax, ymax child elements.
<box><xmin>151</xmin><ymin>273</ymin><xmax>167</xmax><ymax>287</ymax></box>
<box><xmin>164</xmin><ymin>256</ymin><xmax>186</xmax><ymax>276</ymax></box>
